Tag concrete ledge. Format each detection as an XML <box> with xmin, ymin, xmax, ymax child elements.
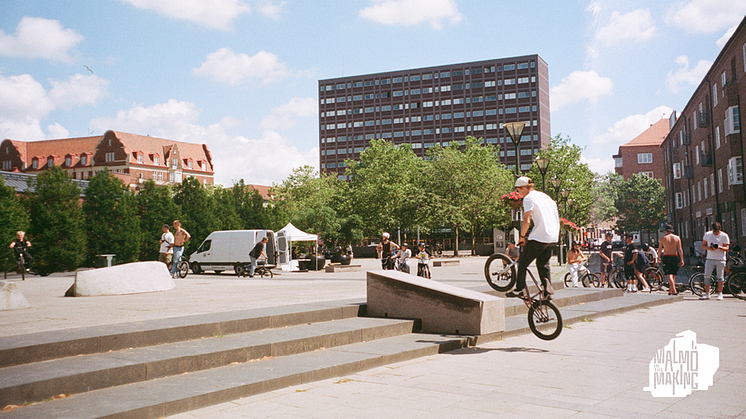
<box><xmin>0</xmin><ymin>281</ymin><xmax>29</xmax><ymax>311</ymax></box>
<box><xmin>366</xmin><ymin>270</ymin><xmax>504</xmax><ymax>335</ymax></box>
<box><xmin>433</xmin><ymin>259</ymin><xmax>460</xmax><ymax>267</ymax></box>
<box><xmin>324</xmin><ymin>264</ymin><xmax>362</xmax><ymax>273</ymax></box>
<box><xmin>66</xmin><ymin>261</ymin><xmax>174</xmax><ymax>297</ymax></box>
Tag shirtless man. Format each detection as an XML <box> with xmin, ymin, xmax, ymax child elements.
<box><xmin>657</xmin><ymin>224</ymin><xmax>684</xmax><ymax>295</ymax></box>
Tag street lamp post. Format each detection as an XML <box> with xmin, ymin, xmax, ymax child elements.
<box><xmin>549</xmin><ymin>178</ymin><xmax>562</xmax><ymax>201</ymax></box>
<box><xmin>535</xmin><ymin>157</ymin><xmax>550</xmax><ymax>192</ymax></box>
<box><xmin>503</xmin><ymin>121</ymin><xmax>529</xmax><ymax>177</ymax></box>
<box><xmin>558</xmin><ymin>189</ymin><xmax>571</xmax><ymax>265</ymax></box>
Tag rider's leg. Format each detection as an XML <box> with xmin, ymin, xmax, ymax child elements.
<box><xmin>249</xmin><ymin>256</ymin><xmax>257</xmax><ymax>277</ymax></box>
<box><xmin>534</xmin><ymin>242</ymin><xmax>555</xmax><ymax>294</ymax></box>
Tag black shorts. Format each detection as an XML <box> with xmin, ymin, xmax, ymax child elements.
<box><xmin>662</xmin><ymin>255</ymin><xmax>680</xmax><ymax>275</ymax></box>
<box><xmin>624</xmin><ymin>264</ymin><xmax>636</xmax><ymax>280</ymax></box>
<box><xmin>600</xmin><ymin>261</ymin><xmax>612</xmax><ymax>274</ymax></box>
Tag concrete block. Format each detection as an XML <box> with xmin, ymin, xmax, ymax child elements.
<box><xmin>366</xmin><ymin>270</ymin><xmax>504</xmax><ymax>335</ymax></box>
<box><xmin>0</xmin><ymin>281</ymin><xmax>29</xmax><ymax>311</ymax></box>
<box><xmin>66</xmin><ymin>261</ymin><xmax>175</xmax><ymax>297</ymax></box>
<box><xmin>324</xmin><ymin>264</ymin><xmax>362</xmax><ymax>273</ymax></box>
<box><xmin>433</xmin><ymin>259</ymin><xmax>460</xmax><ymax>267</ymax></box>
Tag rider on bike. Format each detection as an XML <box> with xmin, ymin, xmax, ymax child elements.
<box><xmin>505</xmin><ymin>177</ymin><xmax>559</xmax><ymax>299</ymax></box>
<box><xmin>376</xmin><ymin>233</ymin><xmax>400</xmax><ymax>270</ymax></box>
<box><xmin>9</xmin><ymin>230</ymin><xmax>32</xmax><ymax>271</ymax></box>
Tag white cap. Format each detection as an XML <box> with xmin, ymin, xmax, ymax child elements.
<box><xmin>382</xmin><ymin>232</ymin><xmax>390</xmax><ymax>239</ymax></box>
<box><xmin>514</xmin><ymin>176</ymin><xmax>532</xmax><ymax>188</ymax></box>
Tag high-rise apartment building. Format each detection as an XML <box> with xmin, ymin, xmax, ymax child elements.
<box><xmin>318</xmin><ymin>55</ymin><xmax>550</xmax><ymax>178</ymax></box>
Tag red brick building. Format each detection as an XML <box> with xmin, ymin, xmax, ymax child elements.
<box><xmin>612</xmin><ymin>118</ymin><xmax>670</xmax><ymax>181</ymax></box>
<box><xmin>1</xmin><ymin>130</ymin><xmax>214</xmax><ymax>190</ymax></box>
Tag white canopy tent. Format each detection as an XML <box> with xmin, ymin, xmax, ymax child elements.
<box><xmin>277</xmin><ymin>223</ymin><xmax>318</xmax><ymax>271</ymax></box>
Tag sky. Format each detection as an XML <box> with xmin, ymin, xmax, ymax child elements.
<box><xmin>1</xmin><ymin>0</ymin><xmax>745</xmax><ymax>187</ymax></box>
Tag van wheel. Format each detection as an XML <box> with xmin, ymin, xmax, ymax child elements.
<box><xmin>214</xmin><ymin>270</ymin><xmax>223</xmax><ymax>275</ymax></box>
<box><xmin>191</xmin><ymin>263</ymin><xmax>202</xmax><ymax>274</ymax></box>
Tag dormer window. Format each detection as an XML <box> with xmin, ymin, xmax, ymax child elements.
<box><xmin>81</xmin><ymin>155</ymin><xmax>88</xmax><ymax>165</ymax></box>
<box><xmin>154</xmin><ymin>156</ymin><xmax>159</xmax><ymax>165</ymax></box>
<box><xmin>137</xmin><ymin>154</ymin><xmax>143</xmax><ymax>163</ymax></box>
<box><xmin>32</xmin><ymin>158</ymin><xmax>38</xmax><ymax>169</ymax></box>
<box><xmin>65</xmin><ymin>156</ymin><xmax>72</xmax><ymax>166</ymax></box>
<box><xmin>188</xmin><ymin>160</ymin><xmax>193</xmax><ymax>169</ymax></box>
<box><xmin>47</xmin><ymin>157</ymin><xmax>54</xmax><ymax>168</ymax></box>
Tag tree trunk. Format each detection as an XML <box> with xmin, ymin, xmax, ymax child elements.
<box><xmin>471</xmin><ymin>226</ymin><xmax>477</xmax><ymax>256</ymax></box>
<box><xmin>453</xmin><ymin>226</ymin><xmax>459</xmax><ymax>257</ymax></box>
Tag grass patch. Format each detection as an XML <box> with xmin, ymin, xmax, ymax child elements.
<box><xmin>580</xmin><ymin>318</ymin><xmax>594</xmax><ymax>322</ymax></box>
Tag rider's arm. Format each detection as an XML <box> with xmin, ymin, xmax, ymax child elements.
<box><xmin>519</xmin><ymin>210</ymin><xmax>532</xmax><ymax>245</ymax></box>
<box><xmin>9</xmin><ymin>241</ymin><xmax>15</xmax><ymax>249</ymax></box>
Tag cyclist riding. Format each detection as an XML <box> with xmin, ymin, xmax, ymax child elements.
<box><xmin>9</xmin><ymin>230</ymin><xmax>32</xmax><ymax>272</ymax></box>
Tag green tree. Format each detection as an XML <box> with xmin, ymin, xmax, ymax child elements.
<box><xmin>173</xmin><ymin>177</ymin><xmax>218</xmax><ymax>254</ymax></box>
<box><xmin>230</xmin><ymin>180</ymin><xmax>269</xmax><ymax>229</ymax></box>
<box><xmin>26</xmin><ymin>167</ymin><xmax>87</xmax><ymax>275</ymax></box>
<box><xmin>424</xmin><ymin>137</ymin><xmax>513</xmax><ymax>255</ymax></box>
<box><xmin>0</xmin><ymin>178</ymin><xmax>29</xmax><ymax>272</ymax></box>
<box><xmin>136</xmin><ymin>180</ymin><xmax>182</xmax><ymax>261</ymax></box>
<box><xmin>83</xmin><ymin>170</ymin><xmax>142</xmax><ymax>265</ymax></box>
<box><xmin>590</xmin><ymin>172</ymin><xmax>623</xmax><ymax>228</ymax></box>
<box><xmin>526</xmin><ymin>134</ymin><xmax>595</xmax><ymax>227</ymax></box>
<box><xmin>212</xmin><ymin>185</ymin><xmax>243</xmax><ymax>231</ymax></box>
<box><xmin>346</xmin><ymin>140</ymin><xmax>424</xmax><ymax>237</ymax></box>
<box><xmin>615</xmin><ymin>174</ymin><xmax>666</xmax><ymax>234</ymax></box>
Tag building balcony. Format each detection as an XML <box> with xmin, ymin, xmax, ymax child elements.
<box><xmin>701</xmin><ymin>151</ymin><xmax>713</xmax><ymax>167</ymax></box>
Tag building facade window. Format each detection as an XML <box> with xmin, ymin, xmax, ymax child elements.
<box><xmin>675</xmin><ymin>192</ymin><xmax>683</xmax><ymax>209</ymax></box>
<box><xmin>728</xmin><ymin>156</ymin><xmax>743</xmax><ymax>185</ymax></box>
<box><xmin>47</xmin><ymin>157</ymin><xmax>54</xmax><ymax>168</ymax></box>
<box><xmin>105</xmin><ymin>152</ymin><xmax>115</xmax><ymax>162</ymax></box>
<box><xmin>725</xmin><ymin>106</ymin><xmax>740</xmax><ymax>135</ymax></box>
<box><xmin>614</xmin><ymin>157</ymin><xmax>622</xmax><ymax>167</ymax></box>
<box><xmin>65</xmin><ymin>156</ymin><xmax>71</xmax><ymax>166</ymax></box>
<box><xmin>673</xmin><ymin>162</ymin><xmax>682</xmax><ymax>179</ymax></box>
<box><xmin>637</xmin><ymin>153</ymin><xmax>653</xmax><ymax>164</ymax></box>
<box><xmin>81</xmin><ymin>155</ymin><xmax>87</xmax><ymax>165</ymax></box>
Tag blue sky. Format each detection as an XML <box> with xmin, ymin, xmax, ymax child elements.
<box><xmin>1</xmin><ymin>0</ymin><xmax>745</xmax><ymax>186</ymax></box>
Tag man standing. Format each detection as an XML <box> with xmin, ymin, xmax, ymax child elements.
<box><xmin>505</xmin><ymin>240</ymin><xmax>519</xmax><ymax>261</ymax></box>
<box><xmin>701</xmin><ymin>222</ymin><xmax>729</xmax><ymax>300</ymax></box>
<box><xmin>249</xmin><ymin>236</ymin><xmax>269</xmax><ymax>278</ymax></box>
<box><xmin>170</xmin><ymin>220</ymin><xmax>191</xmax><ymax>278</ymax></box>
<box><xmin>506</xmin><ymin>177</ymin><xmax>559</xmax><ymax>299</ymax></box>
<box><xmin>159</xmin><ymin>224</ymin><xmax>174</xmax><ymax>266</ymax></box>
<box><xmin>657</xmin><ymin>224</ymin><xmax>684</xmax><ymax>295</ymax></box>
<box><xmin>623</xmin><ymin>233</ymin><xmax>638</xmax><ymax>293</ymax></box>
<box><xmin>599</xmin><ymin>232</ymin><xmax>614</xmax><ymax>287</ymax></box>
<box><xmin>376</xmin><ymin>233</ymin><xmax>400</xmax><ymax>270</ymax></box>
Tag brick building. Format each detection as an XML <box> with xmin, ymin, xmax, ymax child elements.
<box><xmin>612</xmin><ymin>118</ymin><xmax>669</xmax><ymax>181</ymax></box>
<box><xmin>1</xmin><ymin>130</ymin><xmax>214</xmax><ymax>190</ymax></box>
<box><xmin>662</xmin><ymin>16</ymin><xmax>746</xmax><ymax>251</ymax></box>
<box><xmin>318</xmin><ymin>55</ymin><xmax>551</xmax><ymax>178</ymax></box>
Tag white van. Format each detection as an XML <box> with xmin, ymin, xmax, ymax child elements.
<box><xmin>188</xmin><ymin>230</ymin><xmax>277</xmax><ymax>274</ymax></box>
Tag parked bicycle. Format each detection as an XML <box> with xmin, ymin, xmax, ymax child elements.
<box><xmin>563</xmin><ymin>260</ymin><xmax>597</xmax><ymax>288</ymax></box>
<box><xmin>484</xmin><ymin>252</ymin><xmax>562</xmax><ymax>340</ymax></box>
<box><xmin>689</xmin><ymin>254</ymin><xmax>746</xmax><ymax>297</ymax></box>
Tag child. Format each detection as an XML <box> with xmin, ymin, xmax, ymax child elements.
<box><xmin>416</xmin><ymin>242</ymin><xmax>432</xmax><ymax>278</ymax></box>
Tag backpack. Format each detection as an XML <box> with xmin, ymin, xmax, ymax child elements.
<box><xmin>636</xmin><ymin>250</ymin><xmax>649</xmax><ymax>269</ymax></box>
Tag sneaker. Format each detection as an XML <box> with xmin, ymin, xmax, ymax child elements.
<box><xmin>717</xmin><ymin>293</ymin><xmax>723</xmax><ymax>300</ymax></box>
<box><xmin>699</xmin><ymin>294</ymin><xmax>710</xmax><ymax>300</ymax></box>
<box><xmin>642</xmin><ymin>288</ymin><xmax>650</xmax><ymax>292</ymax></box>
<box><xmin>505</xmin><ymin>289</ymin><xmax>525</xmax><ymax>298</ymax></box>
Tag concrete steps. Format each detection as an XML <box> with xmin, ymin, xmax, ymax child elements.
<box><xmin>0</xmin><ymin>286</ymin><xmax>682</xmax><ymax>419</ymax></box>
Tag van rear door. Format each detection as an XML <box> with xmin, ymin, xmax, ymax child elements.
<box><xmin>277</xmin><ymin>230</ymin><xmax>287</xmax><ymax>264</ymax></box>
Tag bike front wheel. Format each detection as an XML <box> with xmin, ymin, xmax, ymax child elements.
<box><xmin>17</xmin><ymin>254</ymin><xmax>25</xmax><ymax>281</ymax></box>
<box><xmin>178</xmin><ymin>261</ymin><xmax>189</xmax><ymax>278</ymax></box>
<box><xmin>528</xmin><ymin>300</ymin><xmax>563</xmax><ymax>340</ymax></box>
<box><xmin>689</xmin><ymin>273</ymin><xmax>708</xmax><ymax>296</ymax></box>
<box><xmin>484</xmin><ymin>253</ymin><xmax>516</xmax><ymax>292</ymax></box>
<box><xmin>727</xmin><ymin>272</ymin><xmax>746</xmax><ymax>299</ymax></box>
<box><xmin>645</xmin><ymin>267</ymin><xmax>663</xmax><ymax>291</ymax></box>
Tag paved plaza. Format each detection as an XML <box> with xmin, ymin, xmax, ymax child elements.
<box><xmin>1</xmin><ymin>256</ymin><xmax>744</xmax><ymax>418</ymax></box>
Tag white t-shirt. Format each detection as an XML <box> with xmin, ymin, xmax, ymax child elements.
<box><xmin>416</xmin><ymin>250</ymin><xmax>430</xmax><ymax>264</ymax></box>
<box><xmin>703</xmin><ymin>230</ymin><xmax>729</xmax><ymax>261</ymax></box>
<box><xmin>399</xmin><ymin>248</ymin><xmax>411</xmax><ymax>264</ymax></box>
<box><xmin>160</xmin><ymin>231</ymin><xmax>174</xmax><ymax>254</ymax></box>
<box><xmin>523</xmin><ymin>190</ymin><xmax>560</xmax><ymax>243</ymax></box>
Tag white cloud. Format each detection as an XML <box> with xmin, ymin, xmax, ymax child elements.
<box><xmin>0</xmin><ymin>74</ymin><xmax>55</xmax><ymax>140</ymax></box>
<box><xmin>359</xmin><ymin>0</ymin><xmax>462</xmax><ymax>30</ymax></box>
<box><xmin>550</xmin><ymin>70</ymin><xmax>613</xmax><ymax>112</ymax></box>
<box><xmin>0</xmin><ymin>17</ymin><xmax>84</xmax><ymax>62</ymax></box>
<box><xmin>88</xmin><ymin>99</ymin><xmax>317</xmax><ymax>185</ymax></box>
<box><xmin>665</xmin><ymin>55</ymin><xmax>712</xmax><ymax>93</ymax></box>
<box><xmin>255</xmin><ymin>0</ymin><xmax>285</xmax><ymax>19</ymax></box>
<box><xmin>47</xmin><ymin>123</ymin><xmax>70</xmax><ymax>139</ymax></box>
<box><xmin>259</xmin><ymin>97</ymin><xmax>317</xmax><ymax>131</ymax></box>
<box><xmin>193</xmin><ymin>48</ymin><xmax>294</xmax><ymax>85</ymax></box>
<box><xmin>591</xmin><ymin>106</ymin><xmax>673</xmax><ymax>146</ymax></box>
<box><xmin>595</xmin><ymin>9</ymin><xmax>656</xmax><ymax>46</ymax></box>
<box><xmin>666</xmin><ymin>0</ymin><xmax>746</xmax><ymax>34</ymax></box>
<box><xmin>49</xmin><ymin>74</ymin><xmax>109</xmax><ymax>110</ymax></box>
<box><xmin>716</xmin><ymin>22</ymin><xmax>739</xmax><ymax>49</ymax></box>
<box><xmin>120</xmin><ymin>0</ymin><xmax>251</xmax><ymax>30</ymax></box>
<box><xmin>581</xmin><ymin>154</ymin><xmax>614</xmax><ymax>176</ymax></box>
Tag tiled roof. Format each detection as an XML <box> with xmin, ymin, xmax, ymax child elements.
<box><xmin>248</xmin><ymin>184</ymin><xmax>273</xmax><ymax>201</ymax></box>
<box><xmin>109</xmin><ymin>131</ymin><xmax>214</xmax><ymax>172</ymax></box>
<box><xmin>620</xmin><ymin>119</ymin><xmax>670</xmax><ymax>148</ymax></box>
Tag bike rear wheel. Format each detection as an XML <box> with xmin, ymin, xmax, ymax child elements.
<box><xmin>613</xmin><ymin>270</ymin><xmax>626</xmax><ymax>288</ymax></box>
<box><xmin>727</xmin><ymin>272</ymin><xmax>746</xmax><ymax>299</ymax></box>
<box><xmin>177</xmin><ymin>260</ymin><xmax>189</xmax><ymax>278</ymax></box>
<box><xmin>689</xmin><ymin>273</ymin><xmax>707</xmax><ymax>296</ymax></box>
<box><xmin>484</xmin><ymin>253</ymin><xmax>516</xmax><ymax>292</ymax></box>
<box><xmin>528</xmin><ymin>300</ymin><xmax>563</xmax><ymax>340</ymax></box>
<box><xmin>645</xmin><ymin>267</ymin><xmax>663</xmax><ymax>291</ymax></box>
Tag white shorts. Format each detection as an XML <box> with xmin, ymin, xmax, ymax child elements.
<box><xmin>704</xmin><ymin>259</ymin><xmax>725</xmax><ymax>284</ymax></box>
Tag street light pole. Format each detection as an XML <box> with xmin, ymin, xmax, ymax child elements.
<box><xmin>558</xmin><ymin>189</ymin><xmax>571</xmax><ymax>265</ymax></box>
<box><xmin>535</xmin><ymin>157</ymin><xmax>550</xmax><ymax>193</ymax></box>
<box><xmin>503</xmin><ymin>121</ymin><xmax>529</xmax><ymax>177</ymax></box>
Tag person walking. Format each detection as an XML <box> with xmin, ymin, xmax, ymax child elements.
<box><xmin>701</xmin><ymin>222</ymin><xmax>729</xmax><ymax>300</ymax></box>
<box><xmin>657</xmin><ymin>224</ymin><xmax>684</xmax><ymax>295</ymax></box>
<box><xmin>159</xmin><ymin>224</ymin><xmax>174</xmax><ymax>266</ymax></box>
<box><xmin>567</xmin><ymin>241</ymin><xmax>586</xmax><ymax>287</ymax></box>
<box><xmin>599</xmin><ymin>232</ymin><xmax>614</xmax><ymax>287</ymax></box>
<box><xmin>506</xmin><ymin>176</ymin><xmax>559</xmax><ymax>299</ymax></box>
<box><xmin>170</xmin><ymin>220</ymin><xmax>191</xmax><ymax>278</ymax></box>
<box><xmin>623</xmin><ymin>233</ymin><xmax>639</xmax><ymax>293</ymax></box>
<box><xmin>248</xmin><ymin>237</ymin><xmax>269</xmax><ymax>278</ymax></box>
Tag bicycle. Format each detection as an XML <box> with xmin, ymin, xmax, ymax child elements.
<box><xmin>484</xmin><ymin>252</ymin><xmax>562</xmax><ymax>340</ymax></box>
<box><xmin>236</xmin><ymin>259</ymin><xmax>274</xmax><ymax>278</ymax></box>
<box><xmin>170</xmin><ymin>254</ymin><xmax>189</xmax><ymax>278</ymax></box>
<box><xmin>563</xmin><ymin>261</ymin><xmax>597</xmax><ymax>288</ymax></box>
<box><xmin>14</xmin><ymin>250</ymin><xmax>27</xmax><ymax>281</ymax></box>
<box><xmin>689</xmin><ymin>255</ymin><xmax>746</xmax><ymax>298</ymax></box>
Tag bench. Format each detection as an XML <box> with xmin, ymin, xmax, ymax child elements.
<box><xmin>432</xmin><ymin>259</ymin><xmax>460</xmax><ymax>267</ymax></box>
<box><xmin>324</xmin><ymin>264</ymin><xmax>362</xmax><ymax>273</ymax></box>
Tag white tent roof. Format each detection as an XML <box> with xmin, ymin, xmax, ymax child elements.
<box><xmin>279</xmin><ymin>222</ymin><xmax>317</xmax><ymax>242</ymax></box>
